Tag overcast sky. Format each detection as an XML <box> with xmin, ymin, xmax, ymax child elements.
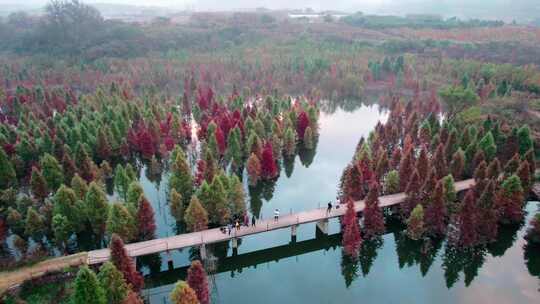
<box><xmin>1</xmin><ymin>0</ymin><xmax>539</xmax><ymax>20</ymax></box>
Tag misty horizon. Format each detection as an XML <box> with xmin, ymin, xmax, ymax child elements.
<box><xmin>0</xmin><ymin>0</ymin><xmax>539</xmax><ymax>21</ymax></box>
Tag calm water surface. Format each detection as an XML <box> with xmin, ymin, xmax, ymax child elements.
<box><xmin>136</xmin><ymin>104</ymin><xmax>540</xmax><ymax>304</ymax></box>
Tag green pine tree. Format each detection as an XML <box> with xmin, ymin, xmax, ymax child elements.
<box><xmin>169</xmin><ymin>148</ymin><xmax>193</xmax><ymax>206</ymax></box>
<box><xmin>73</xmin><ymin>266</ymin><xmax>106</xmax><ymax>304</ymax></box>
<box><xmin>106</xmin><ymin>203</ymin><xmax>136</xmax><ymax>241</ymax></box>
<box><xmin>97</xmin><ymin>262</ymin><xmax>128</xmax><ymax>304</ymax></box>
<box><xmin>40</xmin><ymin>153</ymin><xmax>64</xmax><ymax>191</ymax></box>
<box><xmin>0</xmin><ymin>148</ymin><xmax>16</xmax><ymax>189</ymax></box>
<box><xmin>86</xmin><ymin>182</ymin><xmax>109</xmax><ymax>237</ymax></box>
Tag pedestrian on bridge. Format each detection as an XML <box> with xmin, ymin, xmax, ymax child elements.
<box><xmin>227</xmin><ymin>223</ymin><xmax>232</xmax><ymax>235</ymax></box>
<box><xmin>252</xmin><ymin>216</ymin><xmax>256</xmax><ymax>227</ymax></box>
<box><xmin>274</xmin><ymin>209</ymin><xmax>280</xmax><ymax>222</ymax></box>
<box><xmin>327</xmin><ymin>201</ymin><xmax>333</xmax><ymax>214</ymax></box>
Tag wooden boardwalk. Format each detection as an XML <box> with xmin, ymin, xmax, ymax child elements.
<box><xmin>87</xmin><ymin>179</ymin><xmax>475</xmax><ymax>265</ymax></box>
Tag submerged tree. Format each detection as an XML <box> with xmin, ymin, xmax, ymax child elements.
<box><xmin>457</xmin><ymin>190</ymin><xmax>478</xmax><ymax>248</ymax></box>
<box><xmin>106</xmin><ymin>203</ymin><xmax>136</xmax><ymax>241</ymax></box>
<box><xmin>170</xmin><ymin>281</ymin><xmax>199</xmax><ymax>304</ymax></box>
<box><xmin>97</xmin><ymin>262</ymin><xmax>128</xmax><ymax>304</ymax></box>
<box><xmin>85</xmin><ymin>182</ymin><xmax>109</xmax><ymax>238</ymax></box>
<box><xmin>137</xmin><ymin>196</ymin><xmax>156</xmax><ymax>241</ymax></box>
<box><xmin>109</xmin><ymin>234</ymin><xmax>144</xmax><ymax>292</ymax></box>
<box><xmin>41</xmin><ymin>153</ymin><xmax>64</xmax><ymax>191</ymax></box>
<box><xmin>406</xmin><ymin>204</ymin><xmax>425</xmax><ymax>240</ymax></box>
<box><xmin>496</xmin><ymin>175</ymin><xmax>525</xmax><ymax>224</ymax></box>
<box><xmin>30</xmin><ymin>167</ymin><xmax>49</xmax><ymax>201</ymax></box>
<box><xmin>186</xmin><ymin>260</ymin><xmax>209</xmax><ymax>304</ymax></box>
<box><xmin>170</xmin><ymin>188</ymin><xmax>184</xmax><ymax>221</ymax></box>
<box><xmin>362</xmin><ymin>183</ymin><xmax>385</xmax><ymax>239</ymax></box>
<box><xmin>247</xmin><ymin>152</ymin><xmax>262</xmax><ymax>186</ymax></box>
<box><xmin>260</xmin><ymin>142</ymin><xmax>278</xmax><ymax>179</ymax></box>
<box><xmin>424</xmin><ymin>181</ymin><xmax>447</xmax><ymax>237</ymax></box>
<box><xmin>342</xmin><ymin>199</ymin><xmax>362</xmax><ymax>257</ymax></box>
<box><xmin>73</xmin><ymin>266</ymin><xmax>106</xmax><ymax>304</ymax></box>
<box><xmin>184</xmin><ymin>196</ymin><xmax>209</xmax><ymax>232</ymax></box>
<box><xmin>0</xmin><ymin>148</ymin><xmax>16</xmax><ymax>189</ymax></box>
<box><xmin>169</xmin><ymin>148</ymin><xmax>193</xmax><ymax>206</ymax></box>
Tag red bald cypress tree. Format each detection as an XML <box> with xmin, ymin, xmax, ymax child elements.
<box><xmin>137</xmin><ymin>127</ymin><xmax>155</xmax><ymax>160</ymax></box>
<box><xmin>362</xmin><ymin>183</ymin><xmax>385</xmax><ymax>239</ymax></box>
<box><xmin>420</xmin><ymin>168</ymin><xmax>438</xmax><ymax>206</ymax></box>
<box><xmin>96</xmin><ymin>128</ymin><xmax>111</xmax><ymax>161</ymax></box>
<box><xmin>62</xmin><ymin>152</ymin><xmax>77</xmax><ymax>184</ymax></box>
<box><xmin>496</xmin><ymin>175</ymin><xmax>525</xmax><ymax>224</ymax></box>
<box><xmin>342</xmin><ymin>199</ymin><xmax>362</xmax><ymax>257</ymax></box>
<box><xmin>215</xmin><ymin>126</ymin><xmax>226</xmax><ymax>156</ymax></box>
<box><xmin>109</xmin><ymin>234</ymin><xmax>144</xmax><ymax>292</ymax></box>
<box><xmin>433</xmin><ymin>143</ymin><xmax>447</xmax><ymax>179</ymax></box>
<box><xmin>424</xmin><ymin>181</ymin><xmax>447</xmax><ymax>237</ymax></box>
<box><xmin>194</xmin><ymin>159</ymin><xmax>207</xmax><ymax>187</ymax></box>
<box><xmin>260</xmin><ymin>142</ymin><xmax>277</xmax><ymax>179</ymax></box>
<box><xmin>415</xmin><ymin>146</ymin><xmax>430</xmax><ymax>183</ymax></box>
<box><xmin>473</xmin><ymin>161</ymin><xmax>488</xmax><ymax>198</ymax></box>
<box><xmin>403</xmin><ymin>169</ymin><xmax>422</xmax><ymax>218</ymax></box>
<box><xmin>523</xmin><ymin>149</ymin><xmax>536</xmax><ymax>178</ymax></box>
<box><xmin>476</xmin><ymin>180</ymin><xmax>499</xmax><ymax>244</ymax></box>
<box><xmin>296</xmin><ymin>111</ymin><xmax>310</xmax><ymax>140</ymax></box>
<box><xmin>457</xmin><ymin>190</ymin><xmax>478</xmax><ymax>248</ymax></box>
<box><xmin>0</xmin><ymin>218</ymin><xmax>7</xmax><ymax>243</ymax></box>
<box><xmin>472</xmin><ymin>150</ymin><xmax>486</xmax><ymax>173</ymax></box>
<box><xmin>399</xmin><ymin>147</ymin><xmax>414</xmax><ymax>191</ymax></box>
<box><xmin>504</xmin><ymin>153</ymin><xmax>520</xmax><ymax>176</ymax></box>
<box><xmin>122</xmin><ymin>291</ymin><xmax>144</xmax><ymax>304</ymax></box>
<box><xmin>517</xmin><ymin>161</ymin><xmax>531</xmax><ymax>194</ymax></box>
<box><xmin>390</xmin><ymin>147</ymin><xmax>401</xmax><ymax>169</ymax></box>
<box><xmin>30</xmin><ymin>167</ymin><xmax>49</xmax><ymax>202</ymax></box>
<box><xmin>137</xmin><ymin>197</ymin><xmax>156</xmax><ymax>241</ymax></box>
<box><xmin>450</xmin><ymin>149</ymin><xmax>465</xmax><ymax>180</ymax></box>
<box><xmin>487</xmin><ymin>158</ymin><xmax>501</xmax><ymax>180</ymax></box>
<box><xmin>375</xmin><ymin>151</ymin><xmax>389</xmax><ymax>180</ymax></box>
<box><xmin>186</xmin><ymin>260</ymin><xmax>209</xmax><ymax>304</ymax></box>
<box><xmin>339</xmin><ymin>163</ymin><xmax>364</xmax><ymax>202</ymax></box>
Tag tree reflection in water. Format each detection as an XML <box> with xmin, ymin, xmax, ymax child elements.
<box><xmin>340</xmin><ymin>250</ymin><xmax>360</xmax><ymax>288</ymax></box>
<box><xmin>339</xmin><ymin>220</ymin><xmax>522</xmax><ymax>288</ymax></box>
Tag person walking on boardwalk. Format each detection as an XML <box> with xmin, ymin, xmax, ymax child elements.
<box><xmin>235</xmin><ymin>220</ymin><xmax>240</xmax><ymax>231</ymax></box>
<box><xmin>274</xmin><ymin>209</ymin><xmax>280</xmax><ymax>222</ymax></box>
<box><xmin>251</xmin><ymin>216</ymin><xmax>256</xmax><ymax>227</ymax></box>
<box><xmin>227</xmin><ymin>223</ymin><xmax>232</xmax><ymax>235</ymax></box>
<box><xmin>327</xmin><ymin>201</ymin><xmax>333</xmax><ymax>214</ymax></box>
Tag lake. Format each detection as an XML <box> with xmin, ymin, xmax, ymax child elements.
<box><xmin>134</xmin><ymin>102</ymin><xmax>540</xmax><ymax>304</ymax></box>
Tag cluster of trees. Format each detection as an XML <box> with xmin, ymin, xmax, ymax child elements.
<box><xmin>367</xmin><ymin>55</ymin><xmax>405</xmax><ymax>82</ymax></box>
<box><xmin>0</xmin><ymin>0</ymin><xmax>146</xmax><ymax>59</ymax></box>
<box><xmin>342</xmin><ymin>13</ymin><xmax>504</xmax><ymax>30</ymax></box>
<box><xmin>169</xmin><ymin>260</ymin><xmax>210</xmax><ymax>304</ymax></box>
<box><xmin>167</xmin><ymin>85</ymin><xmax>320</xmax><ymax>230</ymax></box>
<box><xmin>71</xmin><ymin>234</ymin><xmax>144</xmax><ymax>304</ymax></box>
<box><xmin>339</xmin><ymin>93</ymin><xmax>534</xmax><ymax>258</ymax></box>
<box><xmin>0</xmin><ymin>83</ymin><xmax>198</xmax><ymax>255</ymax></box>
<box><xmin>0</xmin><ymin>76</ymin><xmax>321</xmax><ymax>263</ymax></box>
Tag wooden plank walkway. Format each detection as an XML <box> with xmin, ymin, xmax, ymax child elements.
<box><xmin>87</xmin><ymin>179</ymin><xmax>475</xmax><ymax>265</ymax></box>
<box><xmin>0</xmin><ymin>252</ymin><xmax>87</xmax><ymax>295</ymax></box>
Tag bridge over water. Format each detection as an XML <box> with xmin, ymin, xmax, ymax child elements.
<box><xmin>88</xmin><ymin>179</ymin><xmax>475</xmax><ymax>265</ymax></box>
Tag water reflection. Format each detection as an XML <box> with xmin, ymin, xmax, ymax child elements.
<box><xmin>142</xmin><ymin>204</ymin><xmax>538</xmax><ymax>304</ymax></box>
